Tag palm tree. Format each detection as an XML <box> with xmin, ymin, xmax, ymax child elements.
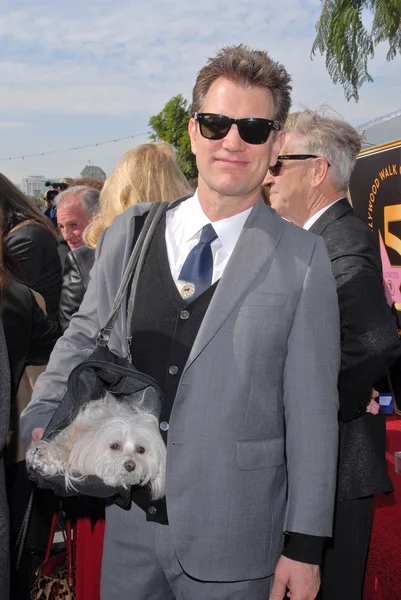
<box><xmin>312</xmin><ymin>0</ymin><xmax>401</xmax><ymax>101</ymax></box>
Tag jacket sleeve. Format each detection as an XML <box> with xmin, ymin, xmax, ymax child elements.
<box><xmin>19</xmin><ymin>203</ymin><xmax>149</xmax><ymax>450</ymax></box>
<box><xmin>20</xmin><ymin>234</ymin><xmax>106</xmax><ymax>449</ymax></box>
<box><xmin>283</xmin><ymin>236</ymin><xmax>340</xmax><ymax>538</ymax></box>
<box><xmin>59</xmin><ymin>252</ymin><xmax>86</xmax><ymax>332</ymax></box>
<box><xmin>6</xmin><ymin>227</ymin><xmax>43</xmax><ymax>288</ymax></box>
<box><xmin>331</xmin><ymin>247</ymin><xmax>401</xmax><ymax>422</ymax></box>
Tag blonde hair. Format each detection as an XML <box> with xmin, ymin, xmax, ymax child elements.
<box><xmin>84</xmin><ymin>142</ymin><xmax>189</xmax><ymax>248</ymax></box>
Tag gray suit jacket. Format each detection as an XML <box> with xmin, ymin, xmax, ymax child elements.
<box><xmin>21</xmin><ymin>198</ymin><xmax>341</xmax><ymax>581</ymax></box>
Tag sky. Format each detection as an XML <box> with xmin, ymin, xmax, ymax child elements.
<box><xmin>1</xmin><ymin>0</ymin><xmax>400</xmax><ymax>184</ymax></box>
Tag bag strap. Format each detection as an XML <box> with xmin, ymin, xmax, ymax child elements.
<box><xmin>97</xmin><ymin>201</ymin><xmax>169</xmax><ymax>347</ymax></box>
<box><xmin>14</xmin><ymin>485</ymin><xmax>35</xmax><ymax>570</ymax></box>
<box><xmin>41</xmin><ymin>511</ymin><xmax>74</xmax><ymax>586</ymax></box>
<box><xmin>66</xmin><ymin>519</ymin><xmax>74</xmax><ymax>585</ymax></box>
<box><xmin>44</xmin><ymin>512</ymin><xmax>58</xmax><ymax>561</ymax></box>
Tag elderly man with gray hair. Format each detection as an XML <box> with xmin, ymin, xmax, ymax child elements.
<box><xmin>264</xmin><ymin>109</ymin><xmax>401</xmax><ymax>600</ymax></box>
<box><xmin>55</xmin><ymin>186</ymin><xmax>99</xmax><ymax>330</ymax></box>
<box><xmin>55</xmin><ymin>185</ymin><xmax>100</xmax><ymax>251</ymax></box>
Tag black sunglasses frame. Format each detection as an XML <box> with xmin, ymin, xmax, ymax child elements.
<box><xmin>194</xmin><ymin>112</ymin><xmax>280</xmax><ymax>145</ymax></box>
<box><xmin>268</xmin><ymin>154</ymin><xmax>330</xmax><ymax>176</ymax></box>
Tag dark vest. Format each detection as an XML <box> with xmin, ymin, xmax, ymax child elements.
<box><xmin>129</xmin><ymin>215</ymin><xmax>218</xmax><ymax>523</ymax></box>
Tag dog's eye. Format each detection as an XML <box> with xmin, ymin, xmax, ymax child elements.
<box><xmin>136</xmin><ymin>446</ymin><xmax>146</xmax><ymax>454</ymax></box>
<box><xmin>109</xmin><ymin>443</ymin><xmax>121</xmax><ymax>451</ymax></box>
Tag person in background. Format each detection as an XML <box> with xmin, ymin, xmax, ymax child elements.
<box><xmin>0</xmin><ymin>237</ymin><xmax>11</xmax><ymax>599</ymax></box>
<box><xmin>264</xmin><ymin>108</ymin><xmax>401</xmax><ymax>600</ymax></box>
<box><xmin>22</xmin><ymin>45</ymin><xmax>341</xmax><ymax>600</ymax></box>
<box><xmin>42</xmin><ymin>189</ymin><xmax>58</xmax><ymax>228</ymax></box>
<box><xmin>59</xmin><ymin>142</ymin><xmax>189</xmax><ymax>331</ymax></box>
<box><xmin>0</xmin><ymin>210</ymin><xmax>60</xmax><ymax>599</ymax></box>
<box><xmin>55</xmin><ymin>186</ymin><xmax>100</xmax><ymax>252</ymax></box>
<box><xmin>84</xmin><ymin>141</ymin><xmax>190</xmax><ymax>248</ymax></box>
<box><xmin>41</xmin><ymin>183</ymin><xmax>70</xmax><ymax>266</ymax></box>
<box><xmin>1</xmin><ymin>173</ymin><xmax>62</xmax><ymax>323</ymax></box>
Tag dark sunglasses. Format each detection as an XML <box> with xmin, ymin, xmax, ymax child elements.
<box><xmin>194</xmin><ymin>112</ymin><xmax>280</xmax><ymax>145</ymax></box>
<box><xmin>268</xmin><ymin>154</ymin><xmax>330</xmax><ymax>176</ymax></box>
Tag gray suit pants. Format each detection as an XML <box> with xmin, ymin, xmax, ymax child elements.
<box><xmin>101</xmin><ymin>502</ymin><xmax>273</xmax><ymax>600</ymax></box>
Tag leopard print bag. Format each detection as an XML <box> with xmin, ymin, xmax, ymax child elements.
<box><xmin>32</xmin><ymin>513</ymin><xmax>75</xmax><ymax>600</ymax></box>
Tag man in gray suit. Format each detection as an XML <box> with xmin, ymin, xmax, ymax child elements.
<box><xmin>22</xmin><ymin>45</ymin><xmax>341</xmax><ymax>600</ymax></box>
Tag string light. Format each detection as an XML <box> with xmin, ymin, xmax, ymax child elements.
<box><xmin>0</xmin><ymin>132</ymin><xmax>150</xmax><ymax>161</ymax></box>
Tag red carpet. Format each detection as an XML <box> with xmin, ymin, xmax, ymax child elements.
<box><xmin>364</xmin><ymin>415</ymin><xmax>401</xmax><ymax>600</ymax></box>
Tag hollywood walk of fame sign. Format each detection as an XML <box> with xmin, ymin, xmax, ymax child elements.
<box><xmin>349</xmin><ymin>139</ymin><xmax>401</xmax><ymax>413</ymax></box>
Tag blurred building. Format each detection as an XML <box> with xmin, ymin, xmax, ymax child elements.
<box><xmin>80</xmin><ymin>164</ymin><xmax>106</xmax><ymax>181</ymax></box>
<box><xmin>20</xmin><ymin>175</ymin><xmax>47</xmax><ymax>196</ymax></box>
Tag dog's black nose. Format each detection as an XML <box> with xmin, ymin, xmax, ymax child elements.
<box><xmin>124</xmin><ymin>460</ymin><xmax>136</xmax><ymax>472</ymax></box>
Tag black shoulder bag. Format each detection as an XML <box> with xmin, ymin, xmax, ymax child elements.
<box><xmin>27</xmin><ymin>201</ymin><xmax>169</xmax><ymax>508</ymax></box>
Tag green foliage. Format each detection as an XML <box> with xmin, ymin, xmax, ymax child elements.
<box><xmin>31</xmin><ymin>193</ymin><xmax>45</xmax><ymax>209</ymax></box>
<box><xmin>312</xmin><ymin>0</ymin><xmax>401</xmax><ymax>101</ymax></box>
<box><xmin>148</xmin><ymin>94</ymin><xmax>198</xmax><ymax>180</ymax></box>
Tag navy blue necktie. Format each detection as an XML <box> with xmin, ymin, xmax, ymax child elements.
<box><xmin>178</xmin><ymin>223</ymin><xmax>218</xmax><ymax>300</ymax></box>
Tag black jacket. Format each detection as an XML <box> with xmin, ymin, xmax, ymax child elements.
<box><xmin>1</xmin><ymin>281</ymin><xmax>60</xmax><ymax>399</ymax></box>
<box><xmin>0</xmin><ymin>322</ymin><xmax>10</xmax><ymax>598</ymax></box>
<box><xmin>59</xmin><ymin>245</ymin><xmax>96</xmax><ymax>332</ymax></box>
<box><xmin>6</xmin><ymin>224</ymin><xmax>62</xmax><ymax>322</ymax></box>
<box><xmin>57</xmin><ymin>235</ymin><xmax>71</xmax><ymax>271</ymax></box>
<box><xmin>310</xmin><ymin>198</ymin><xmax>401</xmax><ymax>500</ymax></box>
<box><xmin>1</xmin><ymin>283</ymin><xmax>60</xmax><ymax>599</ymax></box>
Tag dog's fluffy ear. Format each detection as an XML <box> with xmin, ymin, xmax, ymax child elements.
<box><xmin>149</xmin><ymin>434</ymin><xmax>167</xmax><ymax>500</ymax></box>
<box><xmin>150</xmin><ymin>472</ymin><xmax>166</xmax><ymax>500</ymax></box>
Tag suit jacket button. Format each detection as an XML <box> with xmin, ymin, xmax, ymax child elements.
<box><xmin>148</xmin><ymin>506</ymin><xmax>157</xmax><ymax>515</ymax></box>
<box><xmin>169</xmin><ymin>365</ymin><xmax>178</xmax><ymax>375</ymax></box>
<box><xmin>160</xmin><ymin>421</ymin><xmax>169</xmax><ymax>431</ymax></box>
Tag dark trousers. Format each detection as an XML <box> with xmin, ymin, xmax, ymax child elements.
<box><xmin>318</xmin><ymin>496</ymin><xmax>374</xmax><ymax>600</ymax></box>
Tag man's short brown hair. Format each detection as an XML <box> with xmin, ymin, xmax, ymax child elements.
<box><xmin>191</xmin><ymin>44</ymin><xmax>292</xmax><ymax>127</ymax></box>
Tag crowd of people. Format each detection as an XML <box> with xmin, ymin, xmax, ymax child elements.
<box><xmin>0</xmin><ymin>43</ymin><xmax>399</xmax><ymax>600</ymax></box>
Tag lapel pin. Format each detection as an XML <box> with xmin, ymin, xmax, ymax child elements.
<box><xmin>179</xmin><ymin>282</ymin><xmax>196</xmax><ymax>299</ymax></box>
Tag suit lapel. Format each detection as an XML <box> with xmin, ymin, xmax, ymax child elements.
<box><xmin>184</xmin><ymin>199</ymin><xmax>285</xmax><ymax>372</ymax></box>
<box><xmin>309</xmin><ymin>198</ymin><xmax>352</xmax><ymax>236</ymax></box>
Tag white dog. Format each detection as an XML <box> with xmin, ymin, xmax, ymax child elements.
<box><xmin>26</xmin><ymin>392</ymin><xmax>166</xmax><ymax>500</ymax></box>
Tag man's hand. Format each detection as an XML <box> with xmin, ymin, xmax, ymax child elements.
<box><xmin>30</xmin><ymin>428</ymin><xmax>45</xmax><ymax>447</ymax></box>
<box><xmin>269</xmin><ymin>555</ymin><xmax>320</xmax><ymax>600</ymax></box>
<box><xmin>366</xmin><ymin>388</ymin><xmax>380</xmax><ymax>415</ymax></box>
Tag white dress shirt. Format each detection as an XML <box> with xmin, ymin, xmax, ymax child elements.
<box><xmin>303</xmin><ymin>198</ymin><xmax>343</xmax><ymax>230</ymax></box>
<box><xmin>165</xmin><ymin>191</ymin><xmax>253</xmax><ymax>285</ymax></box>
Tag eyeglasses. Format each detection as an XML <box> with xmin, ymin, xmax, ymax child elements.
<box><xmin>268</xmin><ymin>154</ymin><xmax>330</xmax><ymax>176</ymax></box>
<box><xmin>194</xmin><ymin>112</ymin><xmax>280</xmax><ymax>145</ymax></box>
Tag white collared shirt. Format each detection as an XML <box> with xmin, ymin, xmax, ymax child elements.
<box><xmin>165</xmin><ymin>191</ymin><xmax>253</xmax><ymax>285</ymax></box>
<box><xmin>303</xmin><ymin>199</ymin><xmax>343</xmax><ymax>230</ymax></box>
